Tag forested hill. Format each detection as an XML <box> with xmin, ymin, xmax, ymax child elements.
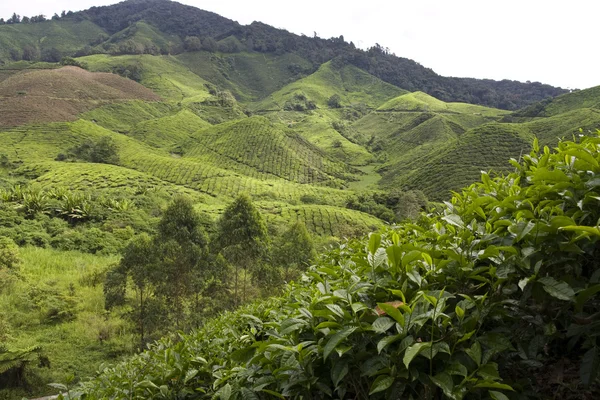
<box><xmin>0</xmin><ymin>0</ymin><xmax>567</xmax><ymax>110</ymax></box>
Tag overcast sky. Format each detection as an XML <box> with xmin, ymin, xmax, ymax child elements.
<box><xmin>1</xmin><ymin>0</ymin><xmax>598</xmax><ymax>89</ymax></box>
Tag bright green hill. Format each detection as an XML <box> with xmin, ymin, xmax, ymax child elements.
<box><xmin>177</xmin><ymin>51</ymin><xmax>313</xmax><ymax>102</ymax></box>
<box><xmin>263</xmin><ymin>110</ymin><xmax>375</xmax><ymax>166</ymax></box>
<box><xmin>80</xmin><ymin>54</ymin><xmax>212</xmax><ymax>102</ymax></box>
<box><xmin>378</xmin><ymin>91</ymin><xmax>509</xmax><ymax>117</ymax></box>
<box><xmin>252</xmin><ymin>61</ymin><xmax>406</xmax><ymax>111</ymax></box>
<box><xmin>182</xmin><ymin>116</ymin><xmax>355</xmax><ymax>185</ymax></box>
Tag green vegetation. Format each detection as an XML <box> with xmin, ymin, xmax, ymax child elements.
<box><xmin>76</xmin><ymin>133</ymin><xmax>600</xmax><ymax>399</ymax></box>
<box><xmin>0</xmin><ymin>2</ymin><xmax>598</xmax><ymax>397</ymax></box>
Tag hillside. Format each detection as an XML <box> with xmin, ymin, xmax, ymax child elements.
<box><xmin>0</xmin><ymin>66</ymin><xmax>159</xmax><ymax>127</ymax></box>
<box><xmin>0</xmin><ymin>0</ymin><xmax>568</xmax><ymax>110</ymax></box>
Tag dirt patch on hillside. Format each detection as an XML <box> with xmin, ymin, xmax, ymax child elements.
<box><xmin>0</xmin><ymin>66</ymin><xmax>160</xmax><ymax>127</ymax></box>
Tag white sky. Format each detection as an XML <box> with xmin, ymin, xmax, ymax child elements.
<box><xmin>1</xmin><ymin>0</ymin><xmax>598</xmax><ymax>89</ymax></box>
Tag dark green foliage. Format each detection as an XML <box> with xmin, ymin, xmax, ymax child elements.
<box><xmin>346</xmin><ymin>190</ymin><xmax>428</xmax><ymax>223</ymax></box>
<box><xmin>60</xmin><ymin>56</ymin><xmax>88</xmax><ymax>69</ymax></box>
<box><xmin>327</xmin><ymin>93</ymin><xmax>342</xmax><ymax>108</ymax></box>
<box><xmin>66</xmin><ymin>136</ymin><xmax>120</xmax><ymax>165</ymax></box>
<box><xmin>0</xmin><ymin>345</ymin><xmax>48</xmax><ymax>388</ymax></box>
<box><xmin>215</xmin><ymin>194</ymin><xmax>270</xmax><ymax>304</ymax></box>
<box><xmin>79</xmin><ymin>133</ymin><xmax>600</xmax><ymax>399</ymax></box>
<box><xmin>283</xmin><ymin>92</ymin><xmax>317</xmax><ymax>111</ymax></box>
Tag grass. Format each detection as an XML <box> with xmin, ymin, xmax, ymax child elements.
<box><xmin>0</xmin><ymin>247</ymin><xmax>131</xmax><ymax>400</ymax></box>
<box><xmin>377</xmin><ymin>91</ymin><xmax>509</xmax><ymax>117</ymax></box>
<box><xmin>80</xmin><ymin>54</ymin><xmax>212</xmax><ymax>102</ymax></box>
<box><xmin>177</xmin><ymin>51</ymin><xmax>313</xmax><ymax>103</ymax></box>
<box><xmin>264</xmin><ymin>109</ymin><xmax>374</xmax><ymax>166</ymax></box>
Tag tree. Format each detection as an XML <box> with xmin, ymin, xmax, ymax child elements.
<box><xmin>201</xmin><ymin>37</ymin><xmax>218</xmax><ymax>52</ymax></box>
<box><xmin>112</xmin><ymin>234</ymin><xmax>164</xmax><ymax>350</ymax></box>
<box><xmin>8</xmin><ymin>13</ymin><xmax>20</xmax><ymax>24</ymax></box>
<box><xmin>154</xmin><ymin>196</ymin><xmax>209</xmax><ymax>328</ymax></box>
<box><xmin>327</xmin><ymin>94</ymin><xmax>342</xmax><ymax>108</ymax></box>
<box><xmin>184</xmin><ymin>36</ymin><xmax>202</xmax><ymax>51</ymax></box>
<box><xmin>21</xmin><ymin>16</ymin><xmax>30</xmax><ymax>23</ymax></box>
<box><xmin>42</xmin><ymin>47</ymin><xmax>62</xmax><ymax>63</ymax></box>
<box><xmin>22</xmin><ymin>46</ymin><xmax>39</xmax><ymax>61</ymax></box>
<box><xmin>215</xmin><ymin>194</ymin><xmax>269</xmax><ymax>306</ymax></box>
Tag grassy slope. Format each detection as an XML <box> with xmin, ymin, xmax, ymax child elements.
<box><xmin>0</xmin><ymin>119</ymin><xmax>378</xmax><ymax>234</ymax></box>
<box><xmin>182</xmin><ymin>116</ymin><xmax>355</xmax><ymax>185</ymax></box>
<box><xmin>0</xmin><ymin>247</ymin><xmax>128</xmax><ymax>399</ymax></box>
<box><xmin>517</xmin><ymin>85</ymin><xmax>600</xmax><ymax>117</ymax></box>
<box><xmin>262</xmin><ymin>109</ymin><xmax>375</xmax><ymax>166</ymax></box>
<box><xmin>252</xmin><ymin>61</ymin><xmax>406</xmax><ymax>111</ymax></box>
<box><xmin>177</xmin><ymin>51</ymin><xmax>313</xmax><ymax>102</ymax></box>
<box><xmin>80</xmin><ymin>54</ymin><xmax>212</xmax><ymax>102</ymax></box>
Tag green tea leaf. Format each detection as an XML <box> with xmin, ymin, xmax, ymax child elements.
<box><xmin>368</xmin><ymin>375</ymin><xmax>394</xmax><ymax>395</ymax></box>
<box><xmin>323</xmin><ymin>327</ymin><xmax>356</xmax><ymax>360</ymax></box>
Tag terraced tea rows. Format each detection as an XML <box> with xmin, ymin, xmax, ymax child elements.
<box><xmin>184</xmin><ymin>116</ymin><xmax>355</xmax><ymax>185</ymax></box>
<box><xmin>273</xmin><ymin>204</ymin><xmax>382</xmax><ymax>237</ymax></box>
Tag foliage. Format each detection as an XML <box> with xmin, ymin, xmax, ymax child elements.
<box><xmin>272</xmin><ymin>221</ymin><xmax>317</xmax><ymax>282</ymax></box>
<box><xmin>0</xmin><ymin>344</ymin><xmax>48</xmax><ymax>387</ymax></box>
<box><xmin>65</xmin><ymin>136</ymin><xmax>120</xmax><ymax>165</ymax></box>
<box><xmin>215</xmin><ymin>194</ymin><xmax>270</xmax><ymax>305</ymax></box>
<box><xmin>77</xmin><ymin>133</ymin><xmax>600</xmax><ymax>399</ymax></box>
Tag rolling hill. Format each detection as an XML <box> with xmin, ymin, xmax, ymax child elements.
<box><xmin>1</xmin><ymin>1</ymin><xmax>600</xmax><ymax>397</ymax></box>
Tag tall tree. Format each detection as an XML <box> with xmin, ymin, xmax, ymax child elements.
<box><xmin>215</xmin><ymin>194</ymin><xmax>269</xmax><ymax>306</ymax></box>
<box><xmin>154</xmin><ymin>196</ymin><xmax>209</xmax><ymax>328</ymax></box>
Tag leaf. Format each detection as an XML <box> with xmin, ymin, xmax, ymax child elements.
<box><xmin>48</xmin><ymin>383</ymin><xmax>69</xmax><ymax>391</ymax></box>
<box><xmin>466</xmin><ymin>342</ymin><xmax>482</xmax><ymax>366</ymax></box>
<box><xmin>455</xmin><ymin>305</ymin><xmax>465</xmax><ymax>319</ymax></box>
<box><xmin>368</xmin><ymin>375</ymin><xmax>394</xmax><ymax>395</ymax></box>
<box><xmin>489</xmin><ymin>391</ymin><xmax>510</xmax><ymax>400</ymax></box>
<box><xmin>368</xmin><ymin>233</ymin><xmax>382</xmax><ymax>255</ymax></box>
<box><xmin>442</xmin><ymin>214</ymin><xmax>465</xmax><ymax>228</ymax></box>
<box><xmin>576</xmin><ymin>284</ymin><xmax>600</xmax><ymax>312</ymax></box>
<box><xmin>386</xmin><ymin>245</ymin><xmax>402</xmax><ymax>268</ymax></box>
<box><xmin>377</xmin><ymin>334</ymin><xmax>402</xmax><ymax>354</ymax></box>
<box><xmin>565</xmin><ymin>148</ymin><xmax>599</xmax><ymax>168</ymax></box>
<box><xmin>403</xmin><ymin>342</ymin><xmax>431</xmax><ymax>368</ymax></box>
<box><xmin>581</xmin><ymin>347</ymin><xmax>600</xmax><ymax>387</ymax></box>
<box><xmin>474</xmin><ymin>381</ymin><xmax>514</xmax><ymax>391</ymax></box>
<box><xmin>508</xmin><ymin>221</ymin><xmax>535</xmax><ymax>242</ymax></box>
<box><xmin>402</xmin><ymin>250</ymin><xmax>422</xmax><ymax>268</ymax></box>
<box><xmin>323</xmin><ymin>327</ymin><xmax>356</xmax><ymax>360</ymax></box>
<box><xmin>260</xmin><ymin>390</ymin><xmax>284</xmax><ymax>399</ymax></box>
<box><xmin>560</xmin><ymin>225</ymin><xmax>600</xmax><ymax>237</ymax></box>
<box><xmin>446</xmin><ymin>362</ymin><xmax>468</xmax><ymax>377</ymax></box>
<box><xmin>430</xmin><ymin>372</ymin><xmax>454</xmax><ymax>399</ymax></box>
<box><xmin>331</xmin><ymin>358</ymin><xmax>349</xmax><ymax>387</ymax></box>
<box><xmin>326</xmin><ymin>304</ymin><xmax>345</xmax><ymax>319</ymax></box>
<box><xmin>372</xmin><ymin>317</ymin><xmax>395</xmax><ymax>333</ymax></box>
<box><xmin>539</xmin><ymin>277</ymin><xmax>575</xmax><ymax>301</ymax></box>
<box><xmin>230</xmin><ymin>347</ymin><xmax>256</xmax><ymax>363</ymax></box>
<box><xmin>214</xmin><ymin>383</ymin><xmax>232</xmax><ymax>400</ymax></box>
<box><xmin>184</xmin><ymin>368</ymin><xmax>199</xmax><ymax>384</ymax></box>
<box><xmin>376</xmin><ymin>302</ymin><xmax>405</xmax><ymax>325</ymax></box>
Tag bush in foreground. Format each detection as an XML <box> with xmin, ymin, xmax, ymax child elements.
<box><xmin>76</xmin><ymin>134</ymin><xmax>600</xmax><ymax>399</ymax></box>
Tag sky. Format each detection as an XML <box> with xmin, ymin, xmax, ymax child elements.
<box><xmin>1</xmin><ymin>0</ymin><xmax>598</xmax><ymax>89</ymax></box>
